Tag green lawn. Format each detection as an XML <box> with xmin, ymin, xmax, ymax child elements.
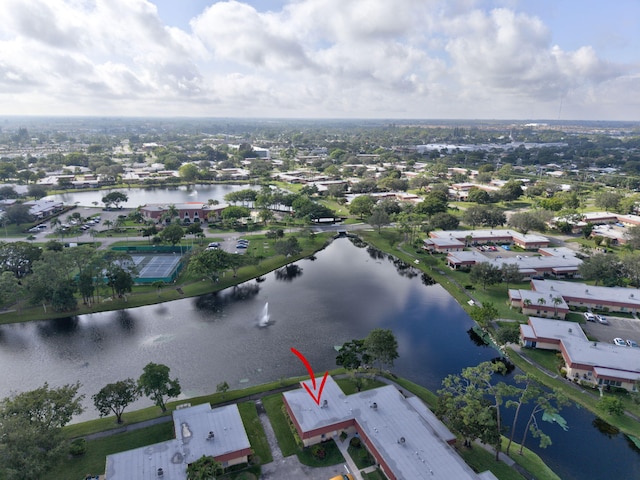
<box><xmin>261</xmin><ymin>394</ymin><xmax>299</xmax><ymax>457</ymax></box>
<box><xmin>500</xmin><ymin>437</ymin><xmax>561</xmax><ymax>480</ymax></box>
<box><xmin>347</xmin><ymin>443</ymin><xmax>375</xmax><ymax>469</ymax></box>
<box><xmin>519</xmin><ymin>348</ymin><xmax>563</xmax><ymax>373</ymax></box>
<box><xmin>334</xmin><ymin>376</ymin><xmax>386</xmax><ymax>395</ymax></box>
<box><xmin>238</xmin><ymin>401</ymin><xmax>273</xmax><ymax>464</ymax></box>
<box><xmin>458</xmin><ymin>443</ymin><xmax>525</xmax><ymax>480</ymax></box>
<box><xmin>49</xmin><ymin>422</ymin><xmax>174</xmax><ymax>480</ymax></box>
<box><xmin>362</xmin><ymin>469</ymin><xmax>387</xmax><ymax>480</ymax></box>
<box><xmin>297</xmin><ymin>439</ymin><xmax>345</xmax><ymax>467</ymax></box>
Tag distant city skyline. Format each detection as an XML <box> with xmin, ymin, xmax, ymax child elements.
<box><xmin>1</xmin><ymin>0</ymin><xmax>638</xmax><ymax>121</ymax></box>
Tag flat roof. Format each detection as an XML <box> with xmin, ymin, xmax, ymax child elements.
<box><xmin>106</xmin><ymin>403</ymin><xmax>250</xmax><ymax>480</ymax></box>
<box><xmin>430</xmin><ymin>229</ymin><xmax>549</xmax><ymax>245</ymax></box>
<box><xmin>284</xmin><ymin>376</ymin><xmax>497</xmax><ymax>480</ymax></box>
<box><xmin>532</xmin><ymin>279</ymin><xmax>640</xmax><ymax>308</ymax></box>
<box><xmin>526</xmin><ymin>317</ymin><xmax>640</xmax><ymax>378</ymax></box>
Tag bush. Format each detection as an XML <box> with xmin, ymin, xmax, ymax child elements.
<box><xmin>311</xmin><ymin>445</ymin><xmax>326</xmax><ymax>460</ymax></box>
<box><xmin>350</xmin><ymin>437</ymin><xmax>362</xmax><ymax>449</ymax></box>
<box><xmin>69</xmin><ymin>438</ymin><xmax>86</xmax><ymax>456</ymax></box>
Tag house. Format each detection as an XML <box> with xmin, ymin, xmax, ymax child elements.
<box><xmin>105</xmin><ymin>403</ymin><xmax>251</xmax><ymax>480</ymax></box>
<box><xmin>283</xmin><ymin>376</ymin><xmax>498</xmax><ymax>480</ymax></box>
<box><xmin>520</xmin><ymin>317</ymin><xmax>640</xmax><ymax>392</ymax></box>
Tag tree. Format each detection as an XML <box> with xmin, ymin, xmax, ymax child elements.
<box><xmin>102</xmin><ymin>191</ymin><xmax>128</xmax><ymax>209</ymax></box>
<box><xmin>179</xmin><ymin>163</ymin><xmax>200</xmax><ymax>182</ymax></box>
<box><xmin>137</xmin><ymin>362</ymin><xmax>181</xmax><ymax>412</ymax></box>
<box><xmin>349</xmin><ymin>195</ymin><xmax>376</xmax><ymax>219</ymax></box>
<box><xmin>4</xmin><ymin>203</ymin><xmax>33</xmax><ymax>226</ymax></box>
<box><xmin>507</xmin><ymin>211</ymin><xmax>546</xmax><ymax>235</ymax></box>
<box><xmin>499</xmin><ymin>180</ymin><xmax>524</xmax><ymax>202</ymax></box>
<box><xmin>27</xmin><ymin>184</ymin><xmax>48</xmax><ymax>199</ymax></box>
<box><xmin>335</xmin><ymin>339</ymin><xmax>370</xmax><ymax>370</ymax></box>
<box><xmin>159</xmin><ymin>223</ymin><xmax>184</xmax><ymax>246</ymax></box>
<box><xmin>186</xmin><ymin>455</ymin><xmax>223</xmax><ymax>480</ymax></box>
<box><xmin>216</xmin><ymin>381</ymin><xmax>229</xmax><ymax>399</ymax></box>
<box><xmin>430</xmin><ymin>212</ymin><xmax>460</xmax><ymax>230</ymax></box>
<box><xmin>462</xmin><ymin>205</ymin><xmax>488</xmax><ymax>228</ymax></box>
<box><xmin>469</xmin><ymin>262</ymin><xmax>502</xmax><ymax>290</ymax></box>
<box><xmin>92</xmin><ymin>378</ymin><xmax>140</xmax><ymax>424</ymax></box>
<box><xmin>0</xmin><ymin>382</ymin><xmax>84</xmax><ymax>479</ymax></box>
<box><xmin>274</xmin><ymin>237</ymin><xmax>302</xmax><ymax>258</ymax></box>
<box><xmin>106</xmin><ymin>266</ymin><xmax>135</xmax><ymax>298</ymax></box>
<box><xmin>368</xmin><ymin>208</ymin><xmax>390</xmax><ymax>233</ymax></box>
<box><xmin>597</xmin><ymin>396</ymin><xmax>625</xmax><ymax>416</ymax></box>
<box><xmin>578</xmin><ymin>253</ymin><xmax>621</xmax><ymax>286</ymax></box>
<box><xmin>363</xmin><ymin>328</ymin><xmax>398</xmax><ymax>370</ymax></box>
<box><xmin>501</xmin><ymin>263</ymin><xmax>523</xmax><ymax>290</ymax></box>
<box><xmin>625</xmin><ymin>225</ymin><xmax>640</xmax><ymax>250</ymax></box>
<box><xmin>438</xmin><ymin>362</ymin><xmax>508</xmax><ymax>456</ymax></box>
<box><xmin>0</xmin><ymin>241</ymin><xmax>42</xmax><ymax>278</ymax></box>
<box><xmin>505</xmin><ymin>375</ymin><xmax>569</xmax><ymax>456</ymax></box>
<box><xmin>621</xmin><ymin>252</ymin><xmax>640</xmax><ymax>287</ymax></box>
<box><xmin>594</xmin><ymin>191</ymin><xmax>623</xmax><ymax>212</ymax></box>
<box><xmin>189</xmin><ymin>249</ymin><xmax>232</xmax><ymax>283</ymax></box>
<box><xmin>468</xmin><ymin>302</ymin><xmax>499</xmax><ymax>327</ymax></box>
<box><xmin>467</xmin><ymin>188</ymin><xmax>491</xmax><ymax>204</ymax></box>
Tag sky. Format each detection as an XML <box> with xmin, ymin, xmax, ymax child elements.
<box><xmin>0</xmin><ymin>0</ymin><xmax>638</xmax><ymax>121</ymax></box>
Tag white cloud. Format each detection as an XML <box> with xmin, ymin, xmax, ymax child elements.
<box><xmin>0</xmin><ymin>0</ymin><xmax>636</xmax><ymax>119</ymax></box>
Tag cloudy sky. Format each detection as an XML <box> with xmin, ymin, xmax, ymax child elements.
<box><xmin>1</xmin><ymin>0</ymin><xmax>638</xmax><ymax>120</ymax></box>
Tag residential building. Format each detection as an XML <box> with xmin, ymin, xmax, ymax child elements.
<box><xmin>105</xmin><ymin>403</ymin><xmax>251</xmax><ymax>480</ymax></box>
<box><xmin>283</xmin><ymin>376</ymin><xmax>498</xmax><ymax>480</ymax></box>
<box><xmin>140</xmin><ymin>202</ymin><xmax>228</xmax><ymax>223</ymax></box>
<box><xmin>520</xmin><ymin>317</ymin><xmax>640</xmax><ymax>392</ymax></box>
<box><xmin>531</xmin><ymin>279</ymin><xmax>640</xmax><ymax>314</ymax></box>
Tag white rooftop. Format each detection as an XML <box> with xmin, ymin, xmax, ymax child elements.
<box><xmin>106</xmin><ymin>403</ymin><xmax>250</xmax><ymax>480</ymax></box>
<box><xmin>532</xmin><ymin>279</ymin><xmax>640</xmax><ymax>308</ymax></box>
<box><xmin>284</xmin><ymin>376</ymin><xmax>497</xmax><ymax>480</ymax></box>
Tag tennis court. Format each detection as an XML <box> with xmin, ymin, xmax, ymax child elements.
<box><xmin>130</xmin><ymin>254</ymin><xmax>183</xmax><ymax>283</ymax></box>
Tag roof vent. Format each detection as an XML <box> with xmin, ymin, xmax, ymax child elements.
<box><xmin>585</xmin><ymin>289</ymin><xmax>589</xmax><ymax>294</ymax></box>
<box><xmin>157</xmin><ymin>468</ymin><xmax>164</xmax><ymax>477</ymax></box>
<box><xmin>207</xmin><ymin>431</ymin><xmax>215</xmax><ymax>441</ymax></box>
<box><xmin>568</xmin><ymin>328</ymin><xmax>572</xmax><ymax>333</ymax></box>
<box><xmin>371</xmin><ymin>402</ymin><xmax>378</xmax><ymax>410</ymax></box>
<box><xmin>322</xmin><ymin>399</ymin><xmax>328</xmax><ymax>408</ymax></box>
<box><xmin>398</xmin><ymin>437</ymin><xmax>406</xmax><ymax>445</ymax></box>
<box><xmin>631</xmin><ymin>294</ymin><xmax>634</xmax><ymax>298</ymax></box>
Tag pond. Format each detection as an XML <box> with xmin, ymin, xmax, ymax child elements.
<box><xmin>45</xmin><ymin>184</ymin><xmax>258</xmax><ymax>207</ymax></box>
<box><xmin>0</xmin><ymin>238</ymin><xmax>637</xmax><ymax>479</ymax></box>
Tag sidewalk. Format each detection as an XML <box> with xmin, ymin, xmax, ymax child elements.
<box><xmin>333</xmin><ymin>433</ymin><xmax>365</xmax><ymax>480</ymax></box>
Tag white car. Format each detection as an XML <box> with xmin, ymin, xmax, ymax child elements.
<box><xmin>583</xmin><ymin>312</ymin><xmax>595</xmax><ymax>322</ymax></box>
<box><xmin>626</xmin><ymin>339</ymin><xmax>639</xmax><ymax>348</ymax></box>
<box><xmin>613</xmin><ymin>338</ymin><xmax>626</xmax><ymax>346</ymax></box>
<box><xmin>595</xmin><ymin>314</ymin><xmax>608</xmax><ymax>325</ymax></box>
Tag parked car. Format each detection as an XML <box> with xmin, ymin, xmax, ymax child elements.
<box><xmin>207</xmin><ymin>242</ymin><xmax>220</xmax><ymax>248</ymax></box>
<box><xmin>614</xmin><ymin>338</ymin><xmax>626</xmax><ymax>346</ymax></box>
<box><xmin>626</xmin><ymin>339</ymin><xmax>639</xmax><ymax>348</ymax></box>
<box><xmin>329</xmin><ymin>475</ymin><xmax>354</xmax><ymax>480</ymax></box>
<box><xmin>583</xmin><ymin>312</ymin><xmax>596</xmax><ymax>322</ymax></box>
<box><xmin>236</xmin><ymin>243</ymin><xmax>248</xmax><ymax>249</ymax></box>
<box><xmin>595</xmin><ymin>314</ymin><xmax>608</xmax><ymax>325</ymax></box>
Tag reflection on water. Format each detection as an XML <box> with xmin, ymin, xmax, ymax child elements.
<box><xmin>194</xmin><ymin>283</ymin><xmax>261</xmax><ymax>315</ymax></box>
<box><xmin>592</xmin><ymin>418</ymin><xmax>620</xmax><ymax>438</ymax></box>
<box><xmin>274</xmin><ymin>264</ymin><xmax>303</xmax><ymax>281</ymax></box>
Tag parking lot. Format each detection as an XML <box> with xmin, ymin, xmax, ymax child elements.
<box><xmin>582</xmin><ymin>314</ymin><xmax>640</xmax><ymax>347</ymax></box>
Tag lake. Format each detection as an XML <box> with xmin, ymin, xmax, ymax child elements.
<box><xmin>0</xmin><ymin>239</ymin><xmax>637</xmax><ymax>479</ymax></box>
<box><xmin>45</xmin><ymin>184</ymin><xmax>259</xmax><ymax>207</ymax></box>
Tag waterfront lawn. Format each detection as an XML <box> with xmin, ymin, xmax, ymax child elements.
<box><xmin>519</xmin><ymin>348</ymin><xmax>563</xmax><ymax>374</ymax></box>
<box><xmin>381</xmin><ymin>374</ymin><xmax>438</xmax><ymax>408</ymax></box>
<box><xmin>335</xmin><ymin>376</ymin><xmax>386</xmax><ymax>395</ymax></box>
<box><xmin>50</xmin><ymin>422</ymin><xmax>174</xmax><ymax>480</ymax></box>
<box><xmin>238</xmin><ymin>401</ymin><xmax>273</xmax><ymax>464</ymax></box>
<box><xmin>500</xmin><ymin>437</ymin><xmax>561</xmax><ymax>480</ymax></box>
<box><xmin>261</xmin><ymin>393</ymin><xmax>299</xmax><ymax>457</ymax></box>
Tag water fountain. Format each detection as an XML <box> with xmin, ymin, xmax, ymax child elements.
<box><xmin>258</xmin><ymin>302</ymin><xmax>270</xmax><ymax>327</ymax></box>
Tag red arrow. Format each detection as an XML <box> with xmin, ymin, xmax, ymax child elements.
<box><xmin>291</xmin><ymin>347</ymin><xmax>329</xmax><ymax>405</ymax></box>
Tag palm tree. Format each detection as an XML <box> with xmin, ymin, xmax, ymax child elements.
<box><xmin>522</xmin><ymin>298</ymin><xmax>532</xmax><ymax>313</ymax></box>
<box><xmin>103</xmin><ymin>219</ymin><xmax>113</xmax><ymax>232</ymax></box>
<box><xmin>552</xmin><ymin>296</ymin><xmax>563</xmax><ymax>317</ymax></box>
<box><xmin>537</xmin><ymin>297</ymin><xmax>547</xmax><ymax>315</ymax></box>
